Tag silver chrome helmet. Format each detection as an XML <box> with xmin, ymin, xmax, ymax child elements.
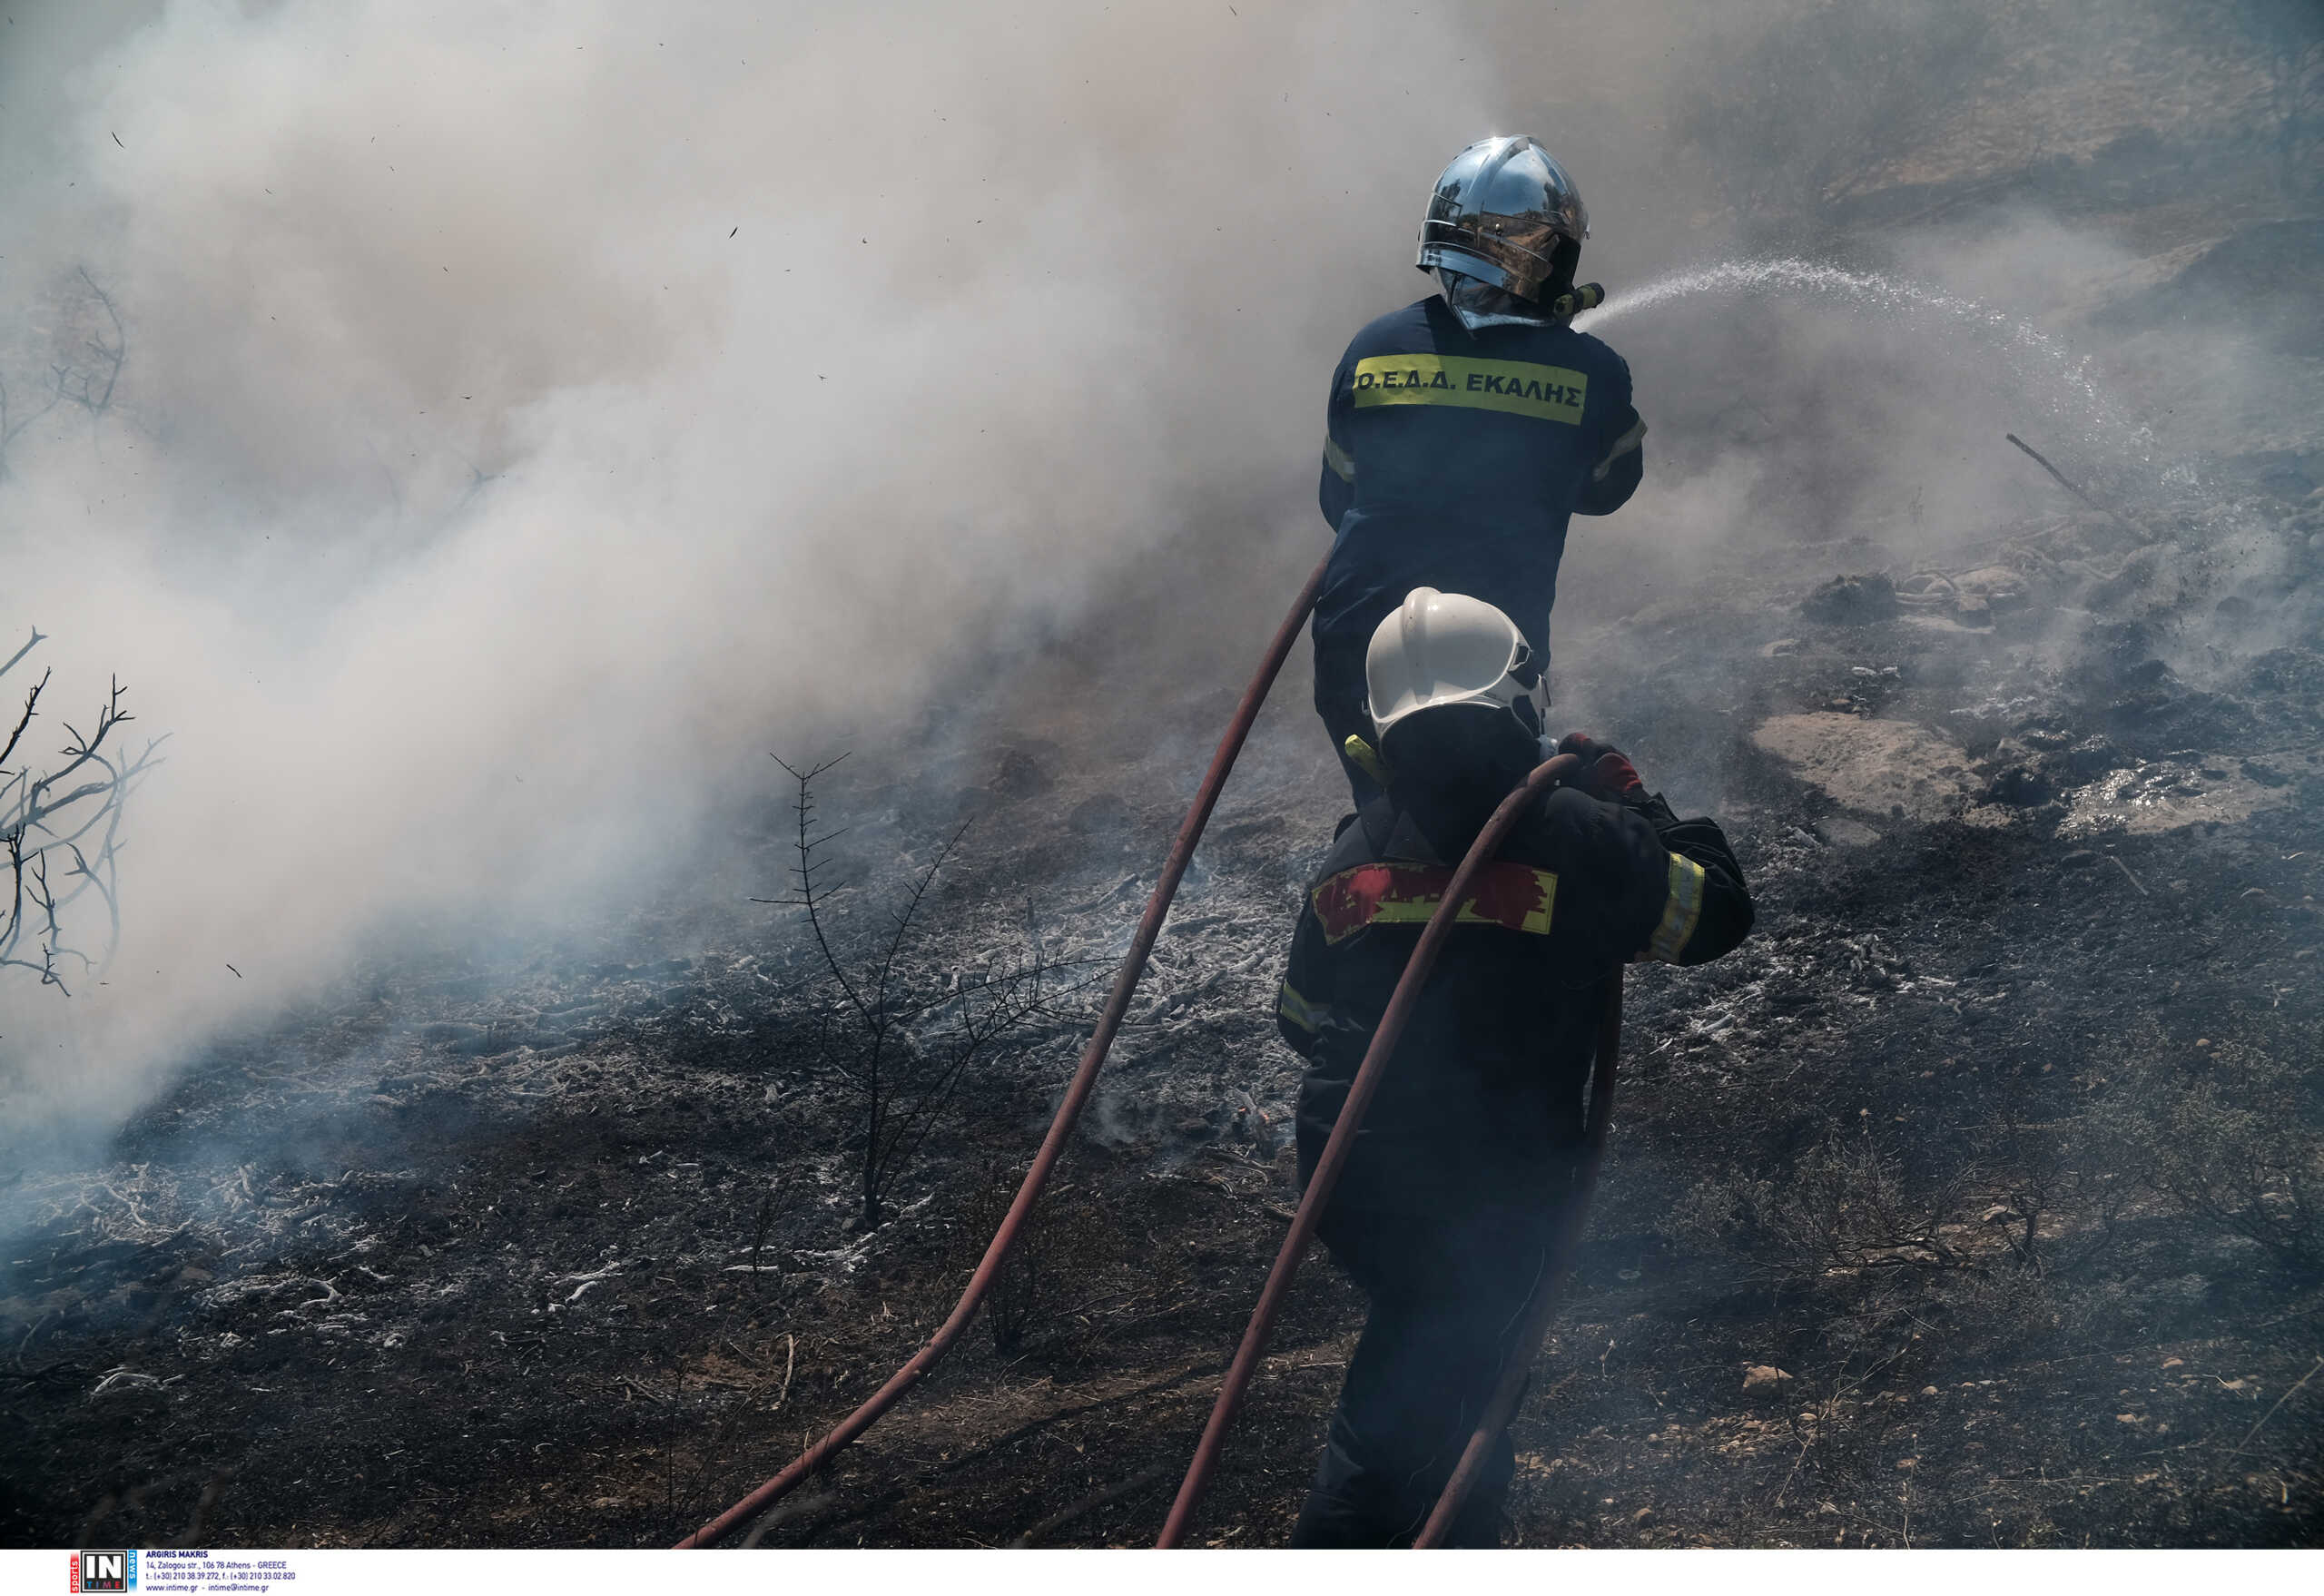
<box><xmin>1415</xmin><ymin>136</ymin><xmax>1588</xmax><ymax>305</ymax></box>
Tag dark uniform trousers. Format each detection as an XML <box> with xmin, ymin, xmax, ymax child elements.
<box><xmin>1291</xmin><ymin>1196</ymin><xmax>1573</xmax><ymax>1548</ymax></box>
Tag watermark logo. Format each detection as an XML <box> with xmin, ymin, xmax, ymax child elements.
<box><xmin>70</xmin><ymin>1550</ymin><xmax>136</xmax><ymax>1592</ymax></box>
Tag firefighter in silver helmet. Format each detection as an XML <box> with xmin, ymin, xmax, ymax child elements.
<box><xmin>1314</xmin><ymin>136</ymin><xmax>1647</xmax><ymax>806</ymax></box>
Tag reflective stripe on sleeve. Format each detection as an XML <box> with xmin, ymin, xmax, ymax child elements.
<box><xmin>1647</xmin><ymin>852</ymin><xmax>1707</xmax><ymax>963</ymax></box>
<box><xmin>1276</xmin><ymin>980</ymin><xmax>1329</xmax><ymax>1034</ymax></box>
<box><xmin>1323</xmin><ymin>434</ymin><xmax>1356</xmax><ymax>483</ymax></box>
<box><xmin>1591</xmin><ymin>416</ymin><xmax>1648</xmax><ymax>481</ymax></box>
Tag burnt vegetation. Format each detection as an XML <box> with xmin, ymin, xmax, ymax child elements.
<box><xmin>758</xmin><ymin>754</ymin><xmax>1104</xmax><ymax>1232</ymax></box>
<box><xmin>5</xmin><ymin>0</ymin><xmax>2324</xmax><ymax>1556</ymax></box>
<box><xmin>0</xmin><ymin>267</ymin><xmax>127</xmax><ymax>479</ymax></box>
<box><xmin>10</xmin><ymin>453</ymin><xmax>2319</xmax><ymax>1547</ymax></box>
<box><xmin>0</xmin><ymin>629</ymin><xmax>164</xmax><ymax>992</ymax></box>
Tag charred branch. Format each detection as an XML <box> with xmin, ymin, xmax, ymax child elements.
<box><xmin>759</xmin><ymin>756</ymin><xmax>1098</xmax><ymax>1231</ymax></box>
<box><xmin>1</xmin><ymin>633</ymin><xmax>165</xmax><ymax>989</ymax></box>
<box><xmin>2</xmin><ymin>266</ymin><xmax>130</xmax><ymax>476</ymax></box>
<box><xmin>54</xmin><ymin>269</ymin><xmax>126</xmax><ymax>420</ymax></box>
<box><xmin>0</xmin><ymin>372</ymin><xmax>63</xmax><ymax>478</ymax></box>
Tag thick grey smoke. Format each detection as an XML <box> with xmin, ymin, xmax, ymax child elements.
<box><xmin>0</xmin><ymin>0</ymin><xmax>2302</xmax><ymax>1147</ymax></box>
<box><xmin>0</xmin><ymin>1</ymin><xmax>1528</xmax><ymax>1141</ymax></box>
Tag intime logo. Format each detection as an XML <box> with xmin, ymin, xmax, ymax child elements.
<box><xmin>71</xmin><ymin>1550</ymin><xmax>136</xmax><ymax>1592</ymax></box>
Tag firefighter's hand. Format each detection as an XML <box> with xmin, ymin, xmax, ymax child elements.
<box><xmin>1556</xmin><ymin>733</ymin><xmax>1647</xmax><ymax>804</ymax></box>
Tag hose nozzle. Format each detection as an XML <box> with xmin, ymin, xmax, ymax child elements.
<box><xmin>1550</xmin><ymin>281</ymin><xmax>1605</xmax><ymax>319</ymax></box>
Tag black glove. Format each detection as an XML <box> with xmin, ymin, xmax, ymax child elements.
<box><xmin>1555</xmin><ymin>733</ymin><xmax>1648</xmax><ymax>805</ymax></box>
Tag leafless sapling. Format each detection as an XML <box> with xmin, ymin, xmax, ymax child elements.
<box><xmin>759</xmin><ymin>754</ymin><xmax>1097</xmax><ymax>1231</ymax></box>
<box><xmin>0</xmin><ymin>626</ymin><xmax>167</xmax><ymax>992</ymax></box>
<box><xmin>1</xmin><ymin>268</ymin><xmax>127</xmax><ymax>478</ymax></box>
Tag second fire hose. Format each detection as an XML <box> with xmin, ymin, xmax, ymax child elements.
<box><xmin>687</xmin><ymin>562</ymin><xmax>1623</xmax><ymax>1549</ymax></box>
<box><xmin>678</xmin><ymin>557</ymin><xmax>1328</xmax><ymax>1549</ymax></box>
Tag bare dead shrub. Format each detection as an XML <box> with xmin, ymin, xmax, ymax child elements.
<box><xmin>1</xmin><ymin>268</ymin><xmax>126</xmax><ymax>477</ymax></box>
<box><xmin>955</xmin><ymin>1168</ymin><xmax>1122</xmax><ymax>1358</ymax></box>
<box><xmin>1665</xmin><ymin>1171</ymin><xmax>1758</xmax><ymax>1263</ymax></box>
<box><xmin>760</xmin><ymin>755</ymin><xmax>1099</xmax><ymax>1232</ymax></box>
<box><xmin>1960</xmin><ymin>1073</ymin><xmax>2150</xmax><ymax>1286</ymax></box>
<box><xmin>1674</xmin><ymin>1127</ymin><xmax>1974</xmax><ymax>1288</ymax></box>
<box><xmin>2087</xmin><ymin>1029</ymin><xmax>2324</xmax><ymax>1276</ymax></box>
<box><xmin>1</xmin><ymin>627</ymin><xmax>166</xmax><ymax>991</ymax></box>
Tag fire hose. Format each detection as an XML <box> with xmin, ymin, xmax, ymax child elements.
<box><xmin>684</xmin><ymin>567</ymin><xmax>1622</xmax><ymax>1549</ymax></box>
<box><xmin>677</xmin><ymin>557</ymin><xmax>1329</xmax><ymax>1549</ymax></box>
<box><xmin>1155</xmin><ymin>749</ymin><xmax>1623</xmax><ymax>1548</ymax></box>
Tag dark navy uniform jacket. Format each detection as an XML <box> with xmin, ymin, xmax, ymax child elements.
<box><xmin>1276</xmin><ymin>784</ymin><xmax>1748</xmax><ymax>1217</ymax></box>
<box><xmin>1311</xmin><ymin>296</ymin><xmax>1645</xmax><ymax>729</ymax></box>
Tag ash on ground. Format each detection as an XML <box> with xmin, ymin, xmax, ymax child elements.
<box><xmin>8</xmin><ymin>34</ymin><xmax>2324</xmax><ymax>1559</ymax></box>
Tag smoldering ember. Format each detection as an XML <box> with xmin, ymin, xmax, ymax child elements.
<box><xmin>2</xmin><ymin>0</ymin><xmax>2319</xmax><ymax>1555</ymax></box>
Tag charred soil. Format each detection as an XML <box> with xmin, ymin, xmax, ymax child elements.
<box><xmin>8</xmin><ymin>17</ymin><xmax>2324</xmax><ymax>1551</ymax></box>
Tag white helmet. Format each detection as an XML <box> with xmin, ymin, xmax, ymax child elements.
<box><xmin>1365</xmin><ymin>588</ymin><xmax>1541</xmax><ymax>748</ymax></box>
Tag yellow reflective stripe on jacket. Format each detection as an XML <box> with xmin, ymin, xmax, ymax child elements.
<box><xmin>1276</xmin><ymin>980</ymin><xmax>1329</xmax><ymax>1035</ymax></box>
<box><xmin>1323</xmin><ymin>433</ymin><xmax>1356</xmax><ymax>483</ymax></box>
<box><xmin>1351</xmin><ymin>353</ymin><xmax>1588</xmax><ymax>425</ymax></box>
<box><xmin>1592</xmin><ymin>415</ymin><xmax>1648</xmax><ymax>481</ymax></box>
<box><xmin>1648</xmin><ymin>852</ymin><xmax>1708</xmax><ymax>963</ymax></box>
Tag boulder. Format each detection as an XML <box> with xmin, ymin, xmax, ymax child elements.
<box><xmin>1947</xmin><ymin>564</ymin><xmax>2030</xmax><ymax>624</ymax></box>
<box><xmin>1751</xmin><ymin>714</ymin><xmax>1977</xmax><ymax>821</ymax></box>
<box><xmin>1801</xmin><ymin>573</ymin><xmax>1899</xmax><ymax>626</ymax></box>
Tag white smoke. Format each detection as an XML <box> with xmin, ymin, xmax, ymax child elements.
<box><xmin>0</xmin><ymin>0</ymin><xmax>1513</xmax><ymax>1140</ymax></box>
<box><xmin>0</xmin><ymin>0</ymin><xmax>2300</xmax><ymax>1148</ymax></box>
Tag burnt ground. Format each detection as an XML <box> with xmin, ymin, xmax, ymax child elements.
<box><xmin>7</xmin><ymin>25</ymin><xmax>2324</xmax><ymax>1554</ymax></box>
<box><xmin>6</xmin><ymin>478</ymin><xmax>2321</xmax><ymax>1551</ymax></box>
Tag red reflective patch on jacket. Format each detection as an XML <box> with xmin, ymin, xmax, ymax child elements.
<box><xmin>1310</xmin><ymin>861</ymin><xmax>1558</xmax><ymax>944</ymax></box>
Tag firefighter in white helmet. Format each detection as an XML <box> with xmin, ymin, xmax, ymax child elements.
<box><xmin>1275</xmin><ymin>589</ymin><xmax>1753</xmax><ymax>1546</ymax></box>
